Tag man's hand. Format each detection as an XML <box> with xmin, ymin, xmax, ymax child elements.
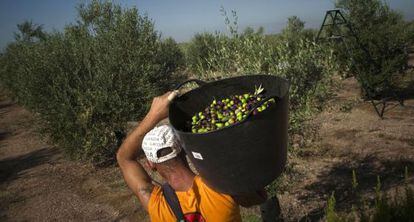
<box><xmin>117</xmin><ymin>90</ymin><xmax>178</xmax><ymax>211</ymax></box>
<box><xmin>147</xmin><ymin>90</ymin><xmax>178</xmax><ymax>123</ymax></box>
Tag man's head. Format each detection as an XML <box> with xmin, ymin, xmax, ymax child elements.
<box><xmin>142</xmin><ymin>125</ymin><xmax>187</xmax><ymax>175</ymax></box>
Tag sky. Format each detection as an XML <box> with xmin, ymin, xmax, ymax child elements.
<box><xmin>0</xmin><ymin>0</ymin><xmax>413</xmax><ymax>49</ymax></box>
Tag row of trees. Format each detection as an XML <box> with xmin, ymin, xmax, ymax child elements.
<box><xmin>0</xmin><ymin>0</ymin><xmax>413</xmax><ymax>164</ymax></box>
<box><xmin>0</xmin><ymin>1</ymin><xmax>184</xmax><ymax>164</ymax></box>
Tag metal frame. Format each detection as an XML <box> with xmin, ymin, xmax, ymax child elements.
<box><xmin>316</xmin><ymin>10</ymin><xmax>404</xmax><ymax>119</ymax></box>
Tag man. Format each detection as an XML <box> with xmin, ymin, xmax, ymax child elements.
<box><xmin>117</xmin><ymin>91</ymin><xmax>266</xmax><ymax>221</ymax></box>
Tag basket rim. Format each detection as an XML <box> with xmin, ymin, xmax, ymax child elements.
<box><xmin>169</xmin><ymin>74</ymin><xmax>289</xmax><ymax>135</ymax></box>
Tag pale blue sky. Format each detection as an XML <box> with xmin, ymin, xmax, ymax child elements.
<box><xmin>0</xmin><ymin>0</ymin><xmax>413</xmax><ymax>49</ymax></box>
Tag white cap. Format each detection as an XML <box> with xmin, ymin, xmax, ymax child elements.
<box><xmin>142</xmin><ymin>125</ymin><xmax>182</xmax><ymax>163</ymax></box>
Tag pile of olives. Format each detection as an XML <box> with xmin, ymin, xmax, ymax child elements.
<box><xmin>189</xmin><ymin>86</ymin><xmax>276</xmax><ymax>133</ymax></box>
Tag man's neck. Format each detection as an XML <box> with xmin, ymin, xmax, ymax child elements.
<box><xmin>164</xmin><ymin>166</ymin><xmax>196</xmax><ymax>192</ymax></box>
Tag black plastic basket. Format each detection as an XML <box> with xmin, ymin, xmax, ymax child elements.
<box><xmin>169</xmin><ymin>74</ymin><xmax>289</xmax><ymax>195</ymax></box>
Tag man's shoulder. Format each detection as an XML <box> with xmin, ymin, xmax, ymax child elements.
<box><xmin>195</xmin><ymin>176</ymin><xmax>223</xmax><ymax>193</ymax></box>
<box><xmin>194</xmin><ymin>176</ymin><xmax>237</xmax><ymax>202</ymax></box>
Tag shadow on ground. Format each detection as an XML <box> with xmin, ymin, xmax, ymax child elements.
<box><xmin>298</xmin><ymin>155</ymin><xmax>414</xmax><ymax>221</ymax></box>
<box><xmin>0</xmin><ymin>102</ymin><xmax>15</xmax><ymax>110</ymax></box>
<box><xmin>0</xmin><ymin>147</ymin><xmax>59</xmax><ymax>185</ymax></box>
<box><xmin>0</xmin><ymin>132</ymin><xmax>11</xmax><ymax>141</ymax></box>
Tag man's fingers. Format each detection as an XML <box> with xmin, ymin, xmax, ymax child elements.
<box><xmin>167</xmin><ymin>90</ymin><xmax>179</xmax><ymax>102</ymax></box>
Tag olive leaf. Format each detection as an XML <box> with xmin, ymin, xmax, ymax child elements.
<box><xmin>254</xmin><ymin>84</ymin><xmax>264</xmax><ymax>95</ymax></box>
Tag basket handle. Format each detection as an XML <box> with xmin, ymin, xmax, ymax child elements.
<box><xmin>174</xmin><ymin>79</ymin><xmax>206</xmax><ymax>90</ymax></box>
<box><xmin>245</xmin><ymin>96</ymin><xmax>278</xmax><ymax>119</ymax></box>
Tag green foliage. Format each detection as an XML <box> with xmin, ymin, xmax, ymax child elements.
<box><xmin>284</xmin><ymin>16</ymin><xmax>305</xmax><ymax>34</ymax></box>
<box><xmin>326</xmin><ymin>192</ymin><xmax>345</xmax><ymax>222</ymax></box>
<box><xmin>0</xmin><ymin>0</ymin><xmax>183</xmax><ymax>164</ymax></box>
<box><xmin>281</xmin><ymin>16</ymin><xmax>316</xmax><ymax>43</ymax></box>
<box><xmin>407</xmin><ymin>21</ymin><xmax>414</xmax><ymax>45</ymax></box>
<box><xmin>14</xmin><ymin>20</ymin><xmax>47</xmax><ymax>42</ymax></box>
<box><xmin>158</xmin><ymin>37</ymin><xmax>185</xmax><ymax>75</ymax></box>
<box><xmin>326</xmin><ymin>169</ymin><xmax>414</xmax><ymax>222</ymax></box>
<box><xmin>186</xmin><ymin>32</ymin><xmax>218</xmax><ymax>72</ymax></box>
<box><xmin>352</xmin><ymin>169</ymin><xmax>359</xmax><ymax>190</ymax></box>
<box><xmin>333</xmin><ymin>0</ymin><xmax>412</xmax><ymax>98</ymax></box>
<box><xmin>184</xmin><ymin>10</ymin><xmax>337</xmax><ymax>134</ymax></box>
<box><xmin>242</xmin><ymin>214</ymin><xmax>261</xmax><ymax>222</ymax></box>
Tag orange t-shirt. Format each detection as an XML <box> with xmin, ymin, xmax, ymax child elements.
<box><xmin>148</xmin><ymin>176</ymin><xmax>242</xmax><ymax>222</ymax></box>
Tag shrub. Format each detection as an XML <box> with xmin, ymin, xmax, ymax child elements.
<box><xmin>157</xmin><ymin>37</ymin><xmax>185</xmax><ymax>77</ymax></box>
<box><xmin>0</xmin><ymin>0</ymin><xmax>183</xmax><ymax>164</ymax></box>
<box><xmin>186</xmin><ymin>32</ymin><xmax>219</xmax><ymax>72</ymax></box>
<box><xmin>407</xmin><ymin>21</ymin><xmax>414</xmax><ymax>46</ymax></box>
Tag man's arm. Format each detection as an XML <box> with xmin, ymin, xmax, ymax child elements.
<box><xmin>116</xmin><ymin>91</ymin><xmax>174</xmax><ymax>211</ymax></box>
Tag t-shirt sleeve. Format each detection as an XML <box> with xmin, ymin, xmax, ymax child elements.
<box><xmin>196</xmin><ymin>177</ymin><xmax>242</xmax><ymax>222</ymax></box>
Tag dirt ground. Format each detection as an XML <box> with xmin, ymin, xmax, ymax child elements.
<box><xmin>278</xmin><ymin>75</ymin><xmax>414</xmax><ymax>221</ymax></box>
<box><xmin>0</xmin><ymin>94</ymin><xmax>148</xmax><ymax>221</ymax></box>
<box><xmin>1</xmin><ymin>73</ymin><xmax>414</xmax><ymax>221</ymax></box>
